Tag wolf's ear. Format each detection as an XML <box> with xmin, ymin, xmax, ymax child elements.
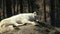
<box><xmin>33</xmin><ymin>12</ymin><xmax>37</xmax><ymax>14</ymax></box>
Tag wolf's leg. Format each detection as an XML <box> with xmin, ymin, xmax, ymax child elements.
<box><xmin>27</xmin><ymin>21</ymin><xmax>36</xmax><ymax>25</ymax></box>
<box><xmin>21</xmin><ymin>20</ymin><xmax>36</xmax><ymax>25</ymax></box>
<box><xmin>19</xmin><ymin>19</ymin><xmax>36</xmax><ymax>25</ymax></box>
<box><xmin>1</xmin><ymin>22</ymin><xmax>24</xmax><ymax>28</ymax></box>
<box><xmin>13</xmin><ymin>22</ymin><xmax>25</xmax><ymax>27</ymax></box>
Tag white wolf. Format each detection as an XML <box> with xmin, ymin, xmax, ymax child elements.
<box><xmin>0</xmin><ymin>12</ymin><xmax>37</xmax><ymax>28</ymax></box>
<box><xmin>0</xmin><ymin>12</ymin><xmax>37</xmax><ymax>33</ymax></box>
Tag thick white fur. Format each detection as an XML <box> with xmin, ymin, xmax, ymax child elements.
<box><xmin>0</xmin><ymin>12</ymin><xmax>37</xmax><ymax>33</ymax></box>
<box><xmin>0</xmin><ymin>25</ymin><xmax>14</xmax><ymax>33</ymax></box>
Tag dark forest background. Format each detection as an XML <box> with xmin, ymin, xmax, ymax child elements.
<box><xmin>0</xmin><ymin>0</ymin><xmax>60</xmax><ymax>27</ymax></box>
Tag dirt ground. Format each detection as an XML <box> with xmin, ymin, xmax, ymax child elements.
<box><xmin>0</xmin><ymin>22</ymin><xmax>60</xmax><ymax>34</ymax></box>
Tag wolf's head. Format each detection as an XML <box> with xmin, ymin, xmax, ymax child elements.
<box><xmin>28</xmin><ymin>12</ymin><xmax>37</xmax><ymax>21</ymax></box>
<box><xmin>29</xmin><ymin>12</ymin><xmax>37</xmax><ymax>18</ymax></box>
<box><xmin>30</xmin><ymin>11</ymin><xmax>40</xmax><ymax>22</ymax></box>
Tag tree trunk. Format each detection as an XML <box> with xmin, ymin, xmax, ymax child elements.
<box><xmin>6</xmin><ymin>0</ymin><xmax>12</xmax><ymax>17</ymax></box>
<box><xmin>50</xmin><ymin>0</ymin><xmax>56</xmax><ymax>26</ymax></box>
<box><xmin>20</xmin><ymin>0</ymin><xmax>23</xmax><ymax>13</ymax></box>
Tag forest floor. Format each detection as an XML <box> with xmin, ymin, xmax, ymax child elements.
<box><xmin>0</xmin><ymin>22</ymin><xmax>60</xmax><ymax>34</ymax></box>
